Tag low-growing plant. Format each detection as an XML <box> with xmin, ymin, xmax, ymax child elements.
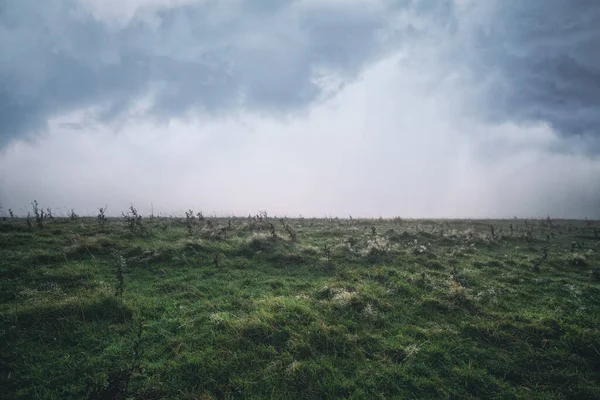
<box><xmin>346</xmin><ymin>235</ymin><xmax>358</xmax><ymax>247</ymax></box>
<box><xmin>257</xmin><ymin>210</ymin><xmax>268</xmax><ymax>221</ymax></box>
<box><xmin>217</xmin><ymin>226</ymin><xmax>228</xmax><ymax>240</ymax></box>
<box><xmin>285</xmin><ymin>224</ymin><xmax>297</xmax><ymax>242</ymax></box>
<box><xmin>532</xmin><ymin>247</ymin><xmax>548</xmax><ymax>272</ymax></box>
<box><xmin>122</xmin><ymin>205</ymin><xmax>144</xmax><ymax>235</ymax></box>
<box><xmin>569</xmin><ymin>253</ymin><xmax>587</xmax><ymax>266</ymax></box>
<box><xmin>184</xmin><ymin>209</ymin><xmax>195</xmax><ymax>236</ymax></box>
<box><xmin>323</xmin><ymin>244</ymin><xmax>332</xmax><ymax>264</ymax></box>
<box><xmin>32</xmin><ymin>200</ymin><xmax>45</xmax><ymax>228</ymax></box>
<box><xmin>448</xmin><ymin>279</ymin><xmax>467</xmax><ymax>305</ymax></box>
<box><xmin>115</xmin><ymin>255</ymin><xmax>126</xmax><ymax>297</ymax></box>
<box><xmin>98</xmin><ymin>206</ymin><xmax>108</xmax><ymax>229</ymax></box>
<box><xmin>525</xmin><ymin>230</ymin><xmax>533</xmax><ymax>246</ymax></box>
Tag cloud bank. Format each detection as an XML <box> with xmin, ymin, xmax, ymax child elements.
<box><xmin>2</xmin><ymin>0</ymin><xmax>599</xmax><ymax>146</ymax></box>
<box><xmin>452</xmin><ymin>0</ymin><xmax>600</xmax><ymax>146</ymax></box>
<box><xmin>0</xmin><ymin>0</ymin><xmax>599</xmax><ymax>217</ymax></box>
<box><xmin>0</xmin><ymin>0</ymin><xmax>425</xmax><ymax>145</ymax></box>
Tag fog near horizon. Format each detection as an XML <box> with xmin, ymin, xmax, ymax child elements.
<box><xmin>1</xmin><ymin>0</ymin><xmax>599</xmax><ymax>219</ymax></box>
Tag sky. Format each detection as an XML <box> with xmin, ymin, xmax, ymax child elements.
<box><xmin>0</xmin><ymin>0</ymin><xmax>599</xmax><ymax>218</ymax></box>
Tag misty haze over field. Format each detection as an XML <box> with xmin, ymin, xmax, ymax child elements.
<box><xmin>0</xmin><ymin>0</ymin><xmax>599</xmax><ymax>218</ymax></box>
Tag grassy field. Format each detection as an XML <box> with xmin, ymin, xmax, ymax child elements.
<box><xmin>1</xmin><ymin>210</ymin><xmax>599</xmax><ymax>399</ymax></box>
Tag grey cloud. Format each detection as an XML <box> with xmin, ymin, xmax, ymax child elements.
<box><xmin>1</xmin><ymin>0</ymin><xmax>600</xmax><ymax>149</ymax></box>
<box><xmin>458</xmin><ymin>0</ymin><xmax>600</xmax><ymax>142</ymax></box>
<box><xmin>1</xmin><ymin>0</ymin><xmax>423</xmax><ymax>146</ymax></box>
<box><xmin>0</xmin><ymin>0</ymin><xmax>150</xmax><ymax>145</ymax></box>
<box><xmin>1</xmin><ymin>42</ymin><xmax>599</xmax><ymax>219</ymax></box>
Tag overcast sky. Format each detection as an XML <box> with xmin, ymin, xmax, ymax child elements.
<box><xmin>1</xmin><ymin>0</ymin><xmax>599</xmax><ymax>218</ymax></box>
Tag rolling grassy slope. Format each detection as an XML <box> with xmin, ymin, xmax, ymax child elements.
<box><xmin>1</xmin><ymin>214</ymin><xmax>599</xmax><ymax>399</ymax></box>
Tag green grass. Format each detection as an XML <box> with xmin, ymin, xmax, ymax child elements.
<box><xmin>1</xmin><ymin>215</ymin><xmax>599</xmax><ymax>399</ymax></box>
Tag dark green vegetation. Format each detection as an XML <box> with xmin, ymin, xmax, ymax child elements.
<box><xmin>1</xmin><ymin>210</ymin><xmax>600</xmax><ymax>399</ymax></box>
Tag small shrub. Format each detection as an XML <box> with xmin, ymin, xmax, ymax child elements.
<box><xmin>32</xmin><ymin>200</ymin><xmax>45</xmax><ymax>228</ymax></box>
<box><xmin>217</xmin><ymin>227</ymin><xmax>228</xmax><ymax>240</ymax></box>
<box><xmin>532</xmin><ymin>248</ymin><xmax>548</xmax><ymax>272</ymax></box>
<box><xmin>364</xmin><ymin>236</ymin><xmax>390</xmax><ymax>259</ymax></box>
<box><xmin>184</xmin><ymin>209</ymin><xmax>195</xmax><ymax>236</ymax></box>
<box><xmin>97</xmin><ymin>206</ymin><xmax>108</xmax><ymax>229</ymax></box>
<box><xmin>122</xmin><ymin>205</ymin><xmax>144</xmax><ymax>235</ymax></box>
<box><xmin>285</xmin><ymin>224</ymin><xmax>297</xmax><ymax>242</ymax></box>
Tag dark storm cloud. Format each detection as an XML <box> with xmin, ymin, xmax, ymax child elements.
<box><xmin>0</xmin><ymin>0</ymin><xmax>412</xmax><ymax>146</ymax></box>
<box><xmin>0</xmin><ymin>0</ymin><xmax>151</xmax><ymax>145</ymax></box>
<box><xmin>1</xmin><ymin>0</ymin><xmax>599</xmax><ymax>148</ymax></box>
<box><xmin>460</xmin><ymin>0</ymin><xmax>600</xmax><ymax>141</ymax></box>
